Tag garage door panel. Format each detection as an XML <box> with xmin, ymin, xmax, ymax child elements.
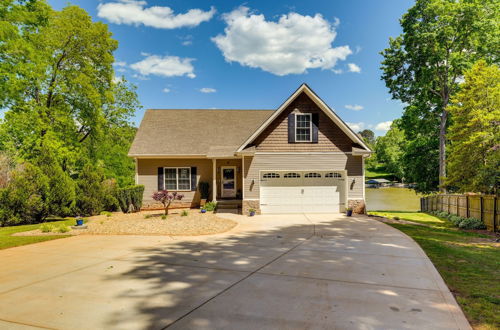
<box><xmin>260</xmin><ymin>170</ymin><xmax>344</xmax><ymax>214</ymax></box>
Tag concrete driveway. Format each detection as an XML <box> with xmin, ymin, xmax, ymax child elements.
<box><xmin>0</xmin><ymin>214</ymin><xmax>470</xmax><ymax>330</ymax></box>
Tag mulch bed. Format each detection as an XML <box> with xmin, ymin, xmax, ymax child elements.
<box><xmin>14</xmin><ymin>210</ymin><xmax>237</xmax><ymax>236</ymax></box>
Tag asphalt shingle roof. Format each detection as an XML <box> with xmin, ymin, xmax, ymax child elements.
<box><xmin>128</xmin><ymin>109</ymin><xmax>274</xmax><ymax>157</ymax></box>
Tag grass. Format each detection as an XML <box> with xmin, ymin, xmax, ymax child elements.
<box><xmin>370</xmin><ymin>211</ymin><xmax>499</xmax><ymax>330</ymax></box>
<box><xmin>0</xmin><ymin>217</ymin><xmax>78</xmax><ymax>250</ymax></box>
<box><xmin>365</xmin><ymin>166</ymin><xmax>398</xmax><ymax>181</ymax></box>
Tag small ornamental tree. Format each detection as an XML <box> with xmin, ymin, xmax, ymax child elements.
<box><xmin>152</xmin><ymin>190</ymin><xmax>184</xmax><ymax>215</ymax></box>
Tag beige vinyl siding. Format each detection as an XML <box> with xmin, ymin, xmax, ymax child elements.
<box><xmin>137</xmin><ymin>158</ymin><xmax>213</xmax><ymax>207</ymax></box>
<box><xmin>244</xmin><ymin>154</ymin><xmax>364</xmax><ymax>200</ymax></box>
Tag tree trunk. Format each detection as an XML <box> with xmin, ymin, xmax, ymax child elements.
<box><xmin>439</xmin><ymin>108</ymin><xmax>448</xmax><ymax>193</ymax></box>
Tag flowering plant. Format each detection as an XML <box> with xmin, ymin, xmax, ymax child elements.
<box><xmin>152</xmin><ymin>190</ymin><xmax>184</xmax><ymax>215</ymax></box>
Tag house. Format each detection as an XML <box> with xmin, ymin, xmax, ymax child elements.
<box><xmin>129</xmin><ymin>84</ymin><xmax>372</xmax><ymax>214</ymax></box>
<box><xmin>366</xmin><ymin>178</ymin><xmax>393</xmax><ymax>188</ymax></box>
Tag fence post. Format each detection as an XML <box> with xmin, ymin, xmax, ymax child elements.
<box><xmin>480</xmin><ymin>196</ymin><xmax>483</xmax><ymax>221</ymax></box>
<box><xmin>465</xmin><ymin>195</ymin><xmax>470</xmax><ymax>218</ymax></box>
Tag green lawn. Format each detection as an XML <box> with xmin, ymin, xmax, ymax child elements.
<box><xmin>365</xmin><ymin>167</ymin><xmax>397</xmax><ymax>181</ymax></box>
<box><xmin>370</xmin><ymin>211</ymin><xmax>500</xmax><ymax>330</ymax></box>
<box><xmin>0</xmin><ymin>218</ymin><xmax>77</xmax><ymax>250</ymax></box>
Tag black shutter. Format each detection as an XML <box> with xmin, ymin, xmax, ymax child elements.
<box><xmin>191</xmin><ymin>167</ymin><xmax>197</xmax><ymax>191</ymax></box>
<box><xmin>157</xmin><ymin>167</ymin><xmax>164</xmax><ymax>190</ymax></box>
<box><xmin>288</xmin><ymin>113</ymin><xmax>295</xmax><ymax>143</ymax></box>
<box><xmin>312</xmin><ymin>113</ymin><xmax>319</xmax><ymax>143</ymax></box>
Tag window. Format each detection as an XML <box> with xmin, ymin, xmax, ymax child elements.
<box><xmin>305</xmin><ymin>172</ymin><xmax>321</xmax><ymax>178</ymax></box>
<box><xmin>325</xmin><ymin>172</ymin><xmax>342</xmax><ymax>178</ymax></box>
<box><xmin>263</xmin><ymin>172</ymin><xmax>280</xmax><ymax>178</ymax></box>
<box><xmin>284</xmin><ymin>172</ymin><xmax>301</xmax><ymax>178</ymax></box>
<box><xmin>164</xmin><ymin>167</ymin><xmax>191</xmax><ymax>190</ymax></box>
<box><xmin>295</xmin><ymin>113</ymin><xmax>312</xmax><ymax>142</ymax></box>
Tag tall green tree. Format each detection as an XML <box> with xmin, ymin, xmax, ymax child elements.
<box><xmin>358</xmin><ymin>129</ymin><xmax>375</xmax><ymax>146</ymax></box>
<box><xmin>381</xmin><ymin>0</ymin><xmax>499</xmax><ymax>192</ymax></box>
<box><xmin>446</xmin><ymin>61</ymin><xmax>500</xmax><ymax>194</ymax></box>
<box><xmin>375</xmin><ymin>121</ymin><xmax>407</xmax><ymax>181</ymax></box>
<box><xmin>0</xmin><ymin>0</ymin><xmax>139</xmax><ymax>184</ymax></box>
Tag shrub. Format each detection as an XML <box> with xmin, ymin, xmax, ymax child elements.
<box><xmin>36</xmin><ymin>150</ymin><xmax>76</xmax><ymax>217</ymax></box>
<box><xmin>55</xmin><ymin>224</ymin><xmax>70</xmax><ymax>233</ymax></box>
<box><xmin>76</xmin><ymin>163</ymin><xmax>106</xmax><ymax>216</ymax></box>
<box><xmin>102</xmin><ymin>179</ymin><xmax>119</xmax><ymax>212</ymax></box>
<box><xmin>198</xmin><ymin>182</ymin><xmax>210</xmax><ymax>199</ymax></box>
<box><xmin>204</xmin><ymin>201</ymin><xmax>217</xmax><ymax>212</ymax></box>
<box><xmin>181</xmin><ymin>210</ymin><xmax>188</xmax><ymax>217</ymax></box>
<box><xmin>161</xmin><ymin>215</ymin><xmax>167</xmax><ymax>220</ymax></box>
<box><xmin>144</xmin><ymin>214</ymin><xmax>153</xmax><ymax>219</ymax></box>
<box><xmin>458</xmin><ymin>217</ymin><xmax>486</xmax><ymax>230</ymax></box>
<box><xmin>116</xmin><ymin>185</ymin><xmax>145</xmax><ymax>213</ymax></box>
<box><xmin>100</xmin><ymin>211</ymin><xmax>112</xmax><ymax>217</ymax></box>
<box><xmin>40</xmin><ymin>223</ymin><xmax>53</xmax><ymax>233</ymax></box>
<box><xmin>449</xmin><ymin>215</ymin><xmax>463</xmax><ymax>226</ymax></box>
<box><xmin>0</xmin><ymin>163</ymin><xmax>50</xmax><ymax>226</ymax></box>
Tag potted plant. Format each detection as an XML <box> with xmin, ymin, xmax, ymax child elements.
<box><xmin>346</xmin><ymin>208</ymin><xmax>353</xmax><ymax>217</ymax></box>
<box><xmin>76</xmin><ymin>217</ymin><xmax>84</xmax><ymax>226</ymax></box>
<box><xmin>249</xmin><ymin>208</ymin><xmax>256</xmax><ymax>217</ymax></box>
<box><xmin>199</xmin><ymin>182</ymin><xmax>210</xmax><ymax>207</ymax></box>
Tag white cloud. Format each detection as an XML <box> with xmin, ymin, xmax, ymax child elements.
<box><xmin>375</xmin><ymin>121</ymin><xmax>393</xmax><ymax>131</ymax></box>
<box><xmin>347</xmin><ymin>122</ymin><xmax>365</xmax><ymax>132</ymax></box>
<box><xmin>345</xmin><ymin>104</ymin><xmax>363</xmax><ymax>111</ymax></box>
<box><xmin>347</xmin><ymin>63</ymin><xmax>361</xmax><ymax>73</ymax></box>
<box><xmin>130</xmin><ymin>55</ymin><xmax>196</xmax><ymax>78</ymax></box>
<box><xmin>212</xmin><ymin>7</ymin><xmax>352</xmax><ymax>76</ymax></box>
<box><xmin>200</xmin><ymin>87</ymin><xmax>216</xmax><ymax>93</ymax></box>
<box><xmin>113</xmin><ymin>61</ymin><xmax>127</xmax><ymax>67</ymax></box>
<box><xmin>182</xmin><ymin>40</ymin><xmax>192</xmax><ymax>46</ymax></box>
<box><xmin>162</xmin><ymin>88</ymin><xmax>171</xmax><ymax>93</ymax></box>
<box><xmin>97</xmin><ymin>1</ymin><xmax>215</xmax><ymax>29</ymax></box>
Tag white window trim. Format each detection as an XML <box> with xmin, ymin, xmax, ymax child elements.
<box><xmin>295</xmin><ymin>113</ymin><xmax>312</xmax><ymax>142</ymax></box>
<box><xmin>164</xmin><ymin>167</ymin><xmax>191</xmax><ymax>191</ymax></box>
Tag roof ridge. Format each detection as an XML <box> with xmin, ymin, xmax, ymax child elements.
<box><xmin>146</xmin><ymin>108</ymin><xmax>274</xmax><ymax>111</ymax></box>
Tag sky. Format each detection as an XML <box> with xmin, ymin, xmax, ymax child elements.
<box><xmin>48</xmin><ymin>0</ymin><xmax>414</xmax><ymax>135</ymax></box>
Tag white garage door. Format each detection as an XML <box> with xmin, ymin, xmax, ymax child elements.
<box><xmin>260</xmin><ymin>170</ymin><xmax>345</xmax><ymax>214</ymax></box>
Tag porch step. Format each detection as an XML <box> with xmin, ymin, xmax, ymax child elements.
<box><xmin>217</xmin><ymin>200</ymin><xmax>242</xmax><ymax>209</ymax></box>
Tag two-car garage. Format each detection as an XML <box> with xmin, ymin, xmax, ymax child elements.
<box><xmin>259</xmin><ymin>170</ymin><xmax>346</xmax><ymax>214</ymax></box>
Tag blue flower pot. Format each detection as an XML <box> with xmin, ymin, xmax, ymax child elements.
<box><xmin>76</xmin><ymin>219</ymin><xmax>84</xmax><ymax>226</ymax></box>
<box><xmin>346</xmin><ymin>210</ymin><xmax>353</xmax><ymax>217</ymax></box>
<box><xmin>249</xmin><ymin>211</ymin><xmax>255</xmax><ymax>217</ymax></box>
<box><xmin>201</xmin><ymin>209</ymin><xmax>207</xmax><ymax>213</ymax></box>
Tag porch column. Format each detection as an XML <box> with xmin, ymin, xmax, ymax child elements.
<box><xmin>212</xmin><ymin>158</ymin><xmax>217</xmax><ymax>202</ymax></box>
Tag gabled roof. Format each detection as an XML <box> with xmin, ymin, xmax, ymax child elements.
<box><xmin>128</xmin><ymin>109</ymin><xmax>273</xmax><ymax>157</ymax></box>
<box><xmin>237</xmin><ymin>83</ymin><xmax>372</xmax><ymax>152</ymax></box>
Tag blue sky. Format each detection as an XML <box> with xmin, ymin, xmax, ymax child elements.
<box><xmin>49</xmin><ymin>0</ymin><xmax>413</xmax><ymax>135</ymax></box>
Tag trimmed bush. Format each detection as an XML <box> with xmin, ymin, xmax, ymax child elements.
<box><xmin>199</xmin><ymin>181</ymin><xmax>210</xmax><ymax>199</ymax></box>
<box><xmin>116</xmin><ymin>185</ymin><xmax>145</xmax><ymax>213</ymax></box>
<box><xmin>458</xmin><ymin>217</ymin><xmax>486</xmax><ymax>230</ymax></box>
<box><xmin>181</xmin><ymin>210</ymin><xmax>188</xmax><ymax>216</ymax></box>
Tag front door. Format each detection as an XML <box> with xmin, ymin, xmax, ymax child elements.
<box><xmin>221</xmin><ymin>166</ymin><xmax>236</xmax><ymax>198</ymax></box>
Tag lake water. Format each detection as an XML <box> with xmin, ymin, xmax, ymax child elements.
<box><xmin>365</xmin><ymin>187</ymin><xmax>422</xmax><ymax>211</ymax></box>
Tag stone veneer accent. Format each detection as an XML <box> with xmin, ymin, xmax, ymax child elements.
<box><xmin>348</xmin><ymin>199</ymin><xmax>366</xmax><ymax>214</ymax></box>
<box><xmin>242</xmin><ymin>200</ymin><xmax>261</xmax><ymax>215</ymax></box>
